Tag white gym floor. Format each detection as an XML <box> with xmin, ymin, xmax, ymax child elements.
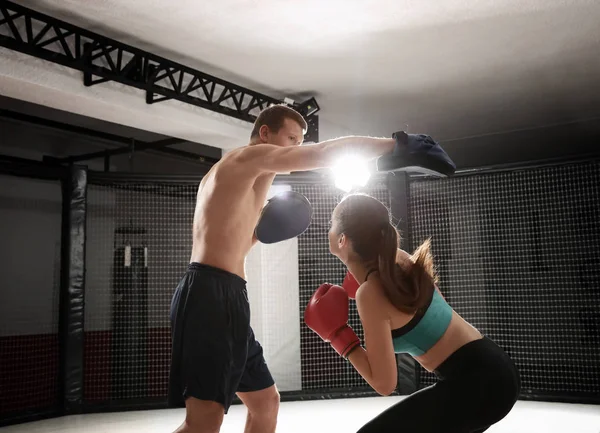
<box><xmin>2</xmin><ymin>396</ymin><xmax>599</xmax><ymax>433</ymax></box>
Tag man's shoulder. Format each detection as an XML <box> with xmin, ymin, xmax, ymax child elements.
<box><xmin>209</xmin><ymin>146</ymin><xmax>272</xmax><ymax>179</ymax></box>
<box><xmin>233</xmin><ymin>143</ymin><xmax>279</xmax><ymax>159</ymax></box>
<box><xmin>218</xmin><ymin>144</ymin><xmax>283</xmax><ymax>174</ymax></box>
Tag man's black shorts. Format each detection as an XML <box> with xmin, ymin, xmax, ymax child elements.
<box><xmin>168</xmin><ymin>262</ymin><xmax>275</xmax><ymax>413</ymax></box>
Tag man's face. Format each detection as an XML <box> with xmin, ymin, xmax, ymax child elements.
<box><xmin>264</xmin><ymin>118</ymin><xmax>304</xmax><ymax>147</ymax></box>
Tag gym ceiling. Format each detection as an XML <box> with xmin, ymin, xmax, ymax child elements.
<box><xmin>1</xmin><ymin>0</ymin><xmax>599</xmax><ymax>155</ymax></box>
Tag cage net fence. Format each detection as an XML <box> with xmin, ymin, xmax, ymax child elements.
<box><xmin>83</xmin><ymin>177</ymin><xmax>391</xmax><ymax>405</ymax></box>
<box><xmin>4</xmin><ymin>157</ymin><xmax>597</xmax><ymax>419</ymax></box>
<box><xmin>294</xmin><ymin>180</ymin><xmax>391</xmax><ymax>394</ymax></box>
<box><xmin>409</xmin><ymin>160</ymin><xmax>600</xmax><ymax>401</ymax></box>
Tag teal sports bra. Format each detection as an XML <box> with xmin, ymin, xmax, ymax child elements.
<box><xmin>364</xmin><ymin>268</ymin><xmax>453</xmax><ymax>357</ymax></box>
<box><xmin>391</xmin><ymin>289</ymin><xmax>453</xmax><ymax>357</ymax></box>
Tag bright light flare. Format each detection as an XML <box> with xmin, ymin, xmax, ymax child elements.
<box><xmin>331</xmin><ymin>155</ymin><xmax>371</xmax><ymax>192</ymax></box>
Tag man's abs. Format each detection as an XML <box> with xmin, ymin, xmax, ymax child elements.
<box><xmin>189</xmin><ymin>155</ymin><xmax>275</xmax><ymax>279</ymax></box>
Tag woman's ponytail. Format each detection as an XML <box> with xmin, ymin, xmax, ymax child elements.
<box><xmin>377</xmin><ymin>224</ymin><xmax>435</xmax><ymax>313</ymax></box>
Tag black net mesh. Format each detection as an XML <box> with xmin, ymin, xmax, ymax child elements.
<box><xmin>82</xmin><ymin>160</ymin><xmax>600</xmax><ymax>406</ymax></box>
<box><xmin>408</xmin><ymin>161</ymin><xmax>600</xmax><ymax>400</ymax></box>
<box><xmin>0</xmin><ymin>175</ymin><xmax>62</xmax><ymax>423</ymax></box>
<box><xmin>84</xmin><ymin>183</ymin><xmax>195</xmax><ymax>403</ymax></box>
<box><xmin>83</xmin><ymin>179</ymin><xmax>391</xmax><ymax>404</ymax></box>
<box><xmin>294</xmin><ymin>180</ymin><xmax>390</xmax><ymax>393</ymax></box>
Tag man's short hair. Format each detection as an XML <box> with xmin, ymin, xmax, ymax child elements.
<box><xmin>250</xmin><ymin>104</ymin><xmax>308</xmax><ymax>140</ymax></box>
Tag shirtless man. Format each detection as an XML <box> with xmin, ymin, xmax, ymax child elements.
<box><xmin>168</xmin><ymin>104</ymin><xmax>397</xmax><ymax>433</ymax></box>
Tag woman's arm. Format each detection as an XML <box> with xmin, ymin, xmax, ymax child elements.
<box><xmin>348</xmin><ymin>284</ymin><xmax>398</xmax><ymax>395</ymax></box>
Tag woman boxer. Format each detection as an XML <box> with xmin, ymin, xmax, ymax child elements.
<box><xmin>304</xmin><ymin>193</ymin><xmax>520</xmax><ymax>433</ymax></box>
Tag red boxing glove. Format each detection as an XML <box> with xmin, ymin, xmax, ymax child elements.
<box><xmin>342</xmin><ymin>271</ymin><xmax>360</xmax><ymax>299</ymax></box>
<box><xmin>304</xmin><ymin>283</ymin><xmax>361</xmax><ymax>358</ymax></box>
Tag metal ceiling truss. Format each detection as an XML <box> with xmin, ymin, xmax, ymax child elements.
<box><xmin>0</xmin><ymin>0</ymin><xmax>319</xmax><ymax>135</ymax></box>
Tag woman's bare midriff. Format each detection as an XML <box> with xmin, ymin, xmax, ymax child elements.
<box><xmin>414</xmin><ymin>311</ymin><xmax>483</xmax><ymax>372</ymax></box>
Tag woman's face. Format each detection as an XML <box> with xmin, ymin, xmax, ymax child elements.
<box><xmin>328</xmin><ymin>206</ymin><xmax>345</xmax><ymax>260</ymax></box>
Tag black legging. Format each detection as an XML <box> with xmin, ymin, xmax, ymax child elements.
<box><xmin>357</xmin><ymin>336</ymin><xmax>521</xmax><ymax>433</ymax></box>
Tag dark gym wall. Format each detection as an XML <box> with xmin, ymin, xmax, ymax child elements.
<box><xmin>438</xmin><ymin>117</ymin><xmax>600</xmax><ymax>169</ymax></box>
<box><xmin>0</xmin><ymin>175</ymin><xmax>62</xmax><ymax>418</ymax></box>
<box><xmin>0</xmin><ymin>96</ymin><xmax>223</xmax><ymax>175</ymax></box>
<box><xmin>2</xmin><ymin>96</ymin><xmax>600</xmax><ymax>177</ymax></box>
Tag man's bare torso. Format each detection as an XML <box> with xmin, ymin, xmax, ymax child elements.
<box><xmin>190</xmin><ymin>147</ymin><xmax>276</xmax><ymax>280</ymax></box>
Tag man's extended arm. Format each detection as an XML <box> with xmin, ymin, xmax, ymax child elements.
<box><xmin>315</xmin><ymin>135</ymin><xmax>396</xmax><ymax>163</ymax></box>
<box><xmin>241</xmin><ymin>136</ymin><xmax>396</xmax><ymax>174</ymax></box>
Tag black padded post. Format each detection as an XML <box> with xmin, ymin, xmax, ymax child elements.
<box><xmin>59</xmin><ymin>165</ymin><xmax>87</xmax><ymax>414</ymax></box>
